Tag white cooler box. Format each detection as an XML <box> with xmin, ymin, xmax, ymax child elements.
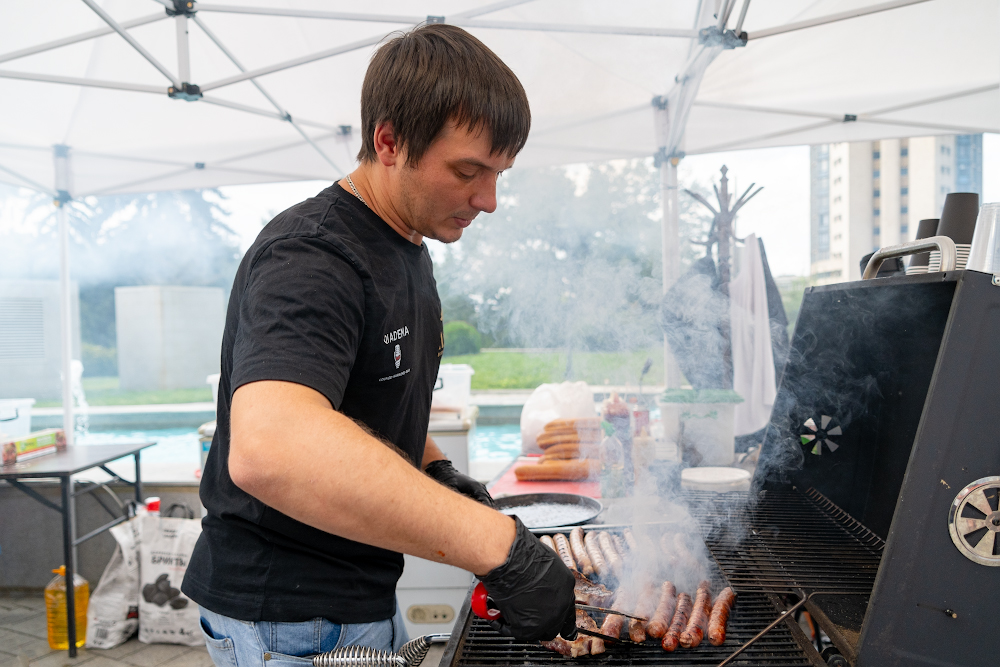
<box><xmin>0</xmin><ymin>398</ymin><xmax>35</xmax><ymax>439</ymax></box>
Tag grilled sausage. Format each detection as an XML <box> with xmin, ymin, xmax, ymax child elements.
<box><xmin>540</xmin><ymin>535</ymin><xmax>557</xmax><ymax>552</ymax></box>
<box><xmin>514</xmin><ymin>460</ymin><xmax>599</xmax><ymax>481</ymax></box>
<box><xmin>708</xmin><ymin>587</ymin><xmax>736</xmax><ymax>646</ymax></box>
<box><xmin>612</xmin><ymin>534</ymin><xmax>629</xmax><ymax>559</ymax></box>
<box><xmin>628</xmin><ymin>582</ymin><xmax>659</xmax><ymax>642</ymax></box>
<box><xmin>584</xmin><ymin>531</ymin><xmax>608</xmax><ymax>578</ymax></box>
<box><xmin>598</xmin><ymin>589</ymin><xmax>632</xmax><ymax>640</ymax></box>
<box><xmin>553</xmin><ymin>533</ymin><xmax>578</xmax><ymax>571</ymax></box>
<box><xmin>570</xmin><ymin>527</ymin><xmax>596</xmax><ymax>577</ymax></box>
<box><xmin>645</xmin><ymin>582</ymin><xmax>677</xmax><ymax>639</ymax></box>
<box><xmin>597</xmin><ymin>532</ymin><xmax>623</xmax><ymax>579</ymax></box>
<box><xmin>622</xmin><ymin>528</ymin><xmax>640</xmax><ymax>554</ymax></box>
<box><xmin>661</xmin><ymin>592</ymin><xmax>692</xmax><ymax>651</ymax></box>
<box><xmin>679</xmin><ymin>580</ymin><xmax>712</xmax><ymax>649</ymax></box>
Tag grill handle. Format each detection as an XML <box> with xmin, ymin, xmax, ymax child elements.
<box><xmin>862</xmin><ymin>236</ymin><xmax>957</xmax><ymax>279</ymax></box>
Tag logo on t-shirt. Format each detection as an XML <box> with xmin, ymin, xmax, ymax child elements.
<box><xmin>384</xmin><ymin>326</ymin><xmax>409</xmax><ymax>345</ymax></box>
<box><xmin>394</xmin><ymin>344</ymin><xmax>401</xmax><ymax>369</ymax></box>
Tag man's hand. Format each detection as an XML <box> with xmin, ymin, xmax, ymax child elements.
<box><xmin>425</xmin><ymin>459</ymin><xmax>495</xmax><ymax>508</ymax></box>
<box><xmin>479</xmin><ymin>517</ymin><xmax>577</xmax><ymax>642</ymax></box>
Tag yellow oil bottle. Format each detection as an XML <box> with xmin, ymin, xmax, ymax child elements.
<box><xmin>44</xmin><ymin>566</ymin><xmax>88</xmax><ymax>649</ymax></box>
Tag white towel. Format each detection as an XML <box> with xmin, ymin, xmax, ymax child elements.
<box><xmin>729</xmin><ymin>234</ymin><xmax>777</xmax><ymax>436</ymax></box>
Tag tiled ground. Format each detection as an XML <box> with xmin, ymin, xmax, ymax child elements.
<box><xmin>0</xmin><ymin>594</ymin><xmax>212</xmax><ymax>667</ymax></box>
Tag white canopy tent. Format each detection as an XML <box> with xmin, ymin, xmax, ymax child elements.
<box><xmin>1</xmin><ymin>0</ymin><xmax>996</xmax><ymax>440</ymax></box>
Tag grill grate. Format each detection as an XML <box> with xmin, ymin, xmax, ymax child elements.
<box><xmin>454</xmin><ymin>593</ymin><xmax>816</xmax><ymax>666</ymax></box>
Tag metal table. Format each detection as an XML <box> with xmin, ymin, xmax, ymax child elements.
<box><xmin>0</xmin><ymin>442</ymin><xmax>155</xmax><ymax>656</ymax></box>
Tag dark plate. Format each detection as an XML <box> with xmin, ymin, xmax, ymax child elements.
<box><xmin>494</xmin><ymin>492</ymin><xmax>603</xmax><ymax>528</ymax></box>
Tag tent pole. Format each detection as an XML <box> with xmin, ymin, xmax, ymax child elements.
<box><xmin>57</xmin><ymin>203</ymin><xmax>75</xmax><ymax>447</ymax></box>
<box><xmin>54</xmin><ymin>146</ymin><xmax>74</xmax><ymax>446</ymax></box>
<box><xmin>661</xmin><ymin>156</ymin><xmax>683</xmax><ymax>389</ymax></box>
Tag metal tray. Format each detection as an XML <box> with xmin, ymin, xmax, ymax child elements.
<box><xmin>494</xmin><ymin>492</ymin><xmax>602</xmax><ymax>528</ymax></box>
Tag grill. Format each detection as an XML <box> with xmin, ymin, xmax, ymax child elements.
<box><xmin>442</xmin><ymin>269</ymin><xmax>1000</xmax><ymax>667</ymax></box>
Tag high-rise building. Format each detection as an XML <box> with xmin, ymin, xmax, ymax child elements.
<box><xmin>809</xmin><ymin>134</ymin><xmax>982</xmax><ymax>284</ymax></box>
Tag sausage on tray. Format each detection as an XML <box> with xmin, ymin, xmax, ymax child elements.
<box><xmin>584</xmin><ymin>531</ymin><xmax>608</xmax><ymax>578</ymax></box>
<box><xmin>540</xmin><ymin>535</ymin><xmax>557</xmax><ymax>552</ymax></box>
<box><xmin>553</xmin><ymin>534</ymin><xmax>578</xmax><ymax>572</ymax></box>
<box><xmin>661</xmin><ymin>592</ymin><xmax>692</xmax><ymax>652</ymax></box>
<box><xmin>597</xmin><ymin>532</ymin><xmax>624</xmax><ymax>579</ymax></box>
<box><xmin>628</xmin><ymin>582</ymin><xmax>659</xmax><ymax>643</ymax></box>
<box><xmin>645</xmin><ymin>581</ymin><xmax>677</xmax><ymax>639</ymax></box>
<box><xmin>570</xmin><ymin>527</ymin><xmax>595</xmax><ymax>577</ymax></box>
<box><xmin>679</xmin><ymin>580</ymin><xmax>712</xmax><ymax>649</ymax></box>
<box><xmin>708</xmin><ymin>587</ymin><xmax>736</xmax><ymax>646</ymax></box>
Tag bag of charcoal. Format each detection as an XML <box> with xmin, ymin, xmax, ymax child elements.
<box><xmin>138</xmin><ymin>504</ymin><xmax>203</xmax><ymax>646</ymax></box>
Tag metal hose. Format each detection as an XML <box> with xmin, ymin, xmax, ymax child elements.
<box><xmin>312</xmin><ymin>634</ymin><xmax>450</xmax><ymax>667</ymax></box>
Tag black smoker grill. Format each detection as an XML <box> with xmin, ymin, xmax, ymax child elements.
<box><xmin>441</xmin><ymin>264</ymin><xmax>1000</xmax><ymax>667</ymax></box>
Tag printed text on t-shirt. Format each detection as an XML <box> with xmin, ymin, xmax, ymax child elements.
<box><xmin>384</xmin><ymin>326</ymin><xmax>410</xmax><ymax>344</ymax></box>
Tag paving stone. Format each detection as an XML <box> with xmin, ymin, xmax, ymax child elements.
<box><xmin>6</xmin><ymin>638</ymin><xmax>55</xmax><ymax>660</ymax></box>
<box><xmin>85</xmin><ymin>641</ymin><xmax>145</xmax><ymax>661</ymax></box>
<box><xmin>26</xmin><ymin>648</ymin><xmax>95</xmax><ymax>667</ymax></box>
<box><xmin>155</xmin><ymin>651</ymin><xmax>213</xmax><ymax>667</ymax></box>
<box><xmin>6</xmin><ymin>614</ymin><xmax>50</xmax><ymax>640</ymax></box>
<box><xmin>0</xmin><ymin>610</ymin><xmax>44</xmax><ymax>628</ymax></box>
<box><xmin>0</xmin><ymin>628</ymin><xmax>44</xmax><ymax>651</ymax></box>
<box><xmin>78</xmin><ymin>657</ymin><xmax>138</xmax><ymax>667</ymax></box>
<box><xmin>119</xmin><ymin>645</ymin><xmax>192</xmax><ymax>667</ymax></box>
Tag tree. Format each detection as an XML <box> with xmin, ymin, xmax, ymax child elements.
<box><xmin>434</xmin><ymin>159</ymin><xmax>713</xmax><ymax>367</ymax></box>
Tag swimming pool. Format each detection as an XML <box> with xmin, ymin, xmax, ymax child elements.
<box><xmin>80</xmin><ymin>424</ymin><xmax>523</xmax><ymax>468</ymax></box>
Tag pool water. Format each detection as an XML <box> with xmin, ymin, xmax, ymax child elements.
<box><xmin>80</xmin><ymin>424</ymin><xmax>522</xmax><ymax>467</ymax></box>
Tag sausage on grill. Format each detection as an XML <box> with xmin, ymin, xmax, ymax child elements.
<box><xmin>645</xmin><ymin>581</ymin><xmax>677</xmax><ymax>639</ymax></box>
<box><xmin>708</xmin><ymin>587</ymin><xmax>736</xmax><ymax>646</ymax></box>
<box><xmin>570</xmin><ymin>527</ymin><xmax>595</xmax><ymax>577</ymax></box>
<box><xmin>622</xmin><ymin>528</ymin><xmax>640</xmax><ymax>554</ymax></box>
<box><xmin>628</xmin><ymin>582</ymin><xmax>659</xmax><ymax>642</ymax></box>
<box><xmin>597</xmin><ymin>532</ymin><xmax>623</xmax><ymax>579</ymax></box>
<box><xmin>598</xmin><ymin>589</ymin><xmax>632</xmax><ymax>640</ymax></box>
<box><xmin>553</xmin><ymin>533</ymin><xmax>577</xmax><ymax>571</ymax></box>
<box><xmin>679</xmin><ymin>580</ymin><xmax>712</xmax><ymax>649</ymax></box>
<box><xmin>612</xmin><ymin>534</ymin><xmax>629</xmax><ymax>559</ymax></box>
<box><xmin>540</xmin><ymin>535</ymin><xmax>557</xmax><ymax>552</ymax></box>
<box><xmin>584</xmin><ymin>531</ymin><xmax>608</xmax><ymax>578</ymax></box>
<box><xmin>661</xmin><ymin>592</ymin><xmax>692</xmax><ymax>652</ymax></box>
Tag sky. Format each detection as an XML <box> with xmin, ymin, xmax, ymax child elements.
<box><xmin>217</xmin><ymin>134</ymin><xmax>999</xmax><ymax>278</ymax></box>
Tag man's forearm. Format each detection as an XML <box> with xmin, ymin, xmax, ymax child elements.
<box><xmin>229</xmin><ymin>381</ymin><xmax>514</xmax><ymax>576</ymax></box>
<box><xmin>422</xmin><ymin>435</ymin><xmax>447</xmax><ymax>470</ymax></box>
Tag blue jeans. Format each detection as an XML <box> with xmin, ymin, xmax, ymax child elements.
<box><xmin>198</xmin><ymin>603</ymin><xmax>409</xmax><ymax>667</ymax></box>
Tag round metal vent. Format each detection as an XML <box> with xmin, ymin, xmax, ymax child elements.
<box><xmin>948</xmin><ymin>476</ymin><xmax>1000</xmax><ymax>566</ymax></box>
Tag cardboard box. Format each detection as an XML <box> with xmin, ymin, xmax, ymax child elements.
<box><xmin>1</xmin><ymin>429</ymin><xmax>65</xmax><ymax>466</ymax></box>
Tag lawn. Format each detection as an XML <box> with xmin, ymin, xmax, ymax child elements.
<box><xmin>34</xmin><ymin>376</ymin><xmax>213</xmax><ymax>407</ymax></box>
<box><xmin>446</xmin><ymin>349</ymin><xmax>664</xmax><ymax>389</ymax></box>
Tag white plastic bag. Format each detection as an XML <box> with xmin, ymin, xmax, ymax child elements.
<box><xmin>138</xmin><ymin>512</ymin><xmax>203</xmax><ymax>646</ymax></box>
<box><xmin>85</xmin><ymin>517</ymin><xmax>141</xmax><ymax>648</ymax></box>
<box><xmin>520</xmin><ymin>381</ymin><xmax>596</xmax><ymax>454</ymax></box>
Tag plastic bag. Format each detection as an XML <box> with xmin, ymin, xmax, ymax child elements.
<box><xmin>85</xmin><ymin>517</ymin><xmax>141</xmax><ymax>648</ymax></box>
<box><xmin>138</xmin><ymin>508</ymin><xmax>203</xmax><ymax>646</ymax></box>
<box><xmin>520</xmin><ymin>381</ymin><xmax>596</xmax><ymax>454</ymax></box>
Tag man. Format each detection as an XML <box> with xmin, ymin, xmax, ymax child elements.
<box><xmin>181</xmin><ymin>23</ymin><xmax>577</xmax><ymax>665</ymax></box>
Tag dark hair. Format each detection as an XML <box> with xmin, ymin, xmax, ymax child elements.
<box><xmin>358</xmin><ymin>24</ymin><xmax>530</xmax><ymax>166</ymax></box>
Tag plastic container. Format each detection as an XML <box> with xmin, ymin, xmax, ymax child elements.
<box><xmin>431</xmin><ymin>364</ymin><xmax>475</xmax><ymax>412</ymax></box>
<box><xmin>681</xmin><ymin>466</ymin><xmax>751</xmax><ymax>493</ymax></box>
<box><xmin>145</xmin><ymin>497</ymin><xmax>161</xmax><ymax>515</ymax></box>
<box><xmin>0</xmin><ymin>398</ymin><xmax>36</xmax><ymax>439</ymax></box>
<box><xmin>45</xmin><ymin>566</ymin><xmax>89</xmax><ymax>649</ymax></box>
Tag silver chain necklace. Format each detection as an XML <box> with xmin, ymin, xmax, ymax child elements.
<box><xmin>346</xmin><ymin>174</ymin><xmax>367</xmax><ymax>206</ymax></box>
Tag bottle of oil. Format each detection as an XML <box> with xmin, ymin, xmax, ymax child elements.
<box><xmin>44</xmin><ymin>566</ymin><xmax>88</xmax><ymax>649</ymax></box>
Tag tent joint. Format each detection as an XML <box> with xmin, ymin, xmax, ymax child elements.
<box><xmin>168</xmin><ymin>82</ymin><xmax>203</xmax><ymax>100</ymax></box>
<box><xmin>165</xmin><ymin>0</ymin><xmax>197</xmax><ymax>18</ymax></box>
<box><xmin>653</xmin><ymin>147</ymin><xmax>685</xmax><ymax>169</ymax></box>
<box><xmin>698</xmin><ymin>26</ymin><xmax>747</xmax><ymax>49</ymax></box>
<box><xmin>843</xmin><ymin>114</ymin><xmax>858</xmax><ymax>122</ymax></box>
<box><xmin>427</xmin><ymin>15</ymin><xmax>445</xmax><ymax>24</ymax></box>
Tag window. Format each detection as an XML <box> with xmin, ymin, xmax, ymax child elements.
<box><xmin>873</xmin><ymin>227</ymin><xmax>881</xmax><ymax>235</ymax></box>
<box><xmin>901</xmin><ymin>148</ymin><xmax>908</xmax><ymax>157</ymax></box>
<box><xmin>941</xmin><ymin>186</ymin><xmax>950</xmax><ymax>194</ymax></box>
<box><xmin>834</xmin><ymin>196</ymin><xmax>842</xmax><ymax>203</ymax></box>
<box><xmin>901</xmin><ymin>206</ymin><xmax>908</xmax><ymax>214</ymax></box>
<box><xmin>873</xmin><ymin>189</ymin><xmax>881</xmax><ymax>197</ymax></box>
<box><xmin>874</xmin><ymin>208</ymin><xmax>881</xmax><ymax>216</ymax></box>
<box><xmin>834</xmin><ymin>158</ymin><xmax>842</xmax><ymax>166</ymax></box>
<box><xmin>873</xmin><ymin>151</ymin><xmax>881</xmax><ymax>159</ymax></box>
<box><xmin>941</xmin><ymin>145</ymin><xmax>951</xmax><ymax>156</ymax></box>
<box><xmin>901</xmin><ymin>224</ymin><xmax>909</xmax><ymax>234</ymax></box>
<box><xmin>901</xmin><ymin>168</ymin><xmax>908</xmax><ymax>175</ymax></box>
<box><xmin>901</xmin><ymin>187</ymin><xmax>908</xmax><ymax>195</ymax></box>
<box><xmin>834</xmin><ymin>177</ymin><xmax>842</xmax><ymax>185</ymax></box>
<box><xmin>941</xmin><ymin>166</ymin><xmax>951</xmax><ymax>175</ymax></box>
<box><xmin>834</xmin><ymin>215</ymin><xmax>842</xmax><ymax>222</ymax></box>
<box><xmin>873</xmin><ymin>170</ymin><xmax>880</xmax><ymax>178</ymax></box>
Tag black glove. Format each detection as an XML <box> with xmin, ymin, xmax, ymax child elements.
<box><xmin>480</xmin><ymin>517</ymin><xmax>578</xmax><ymax>642</ymax></box>
<box><xmin>425</xmin><ymin>459</ymin><xmax>495</xmax><ymax>508</ymax></box>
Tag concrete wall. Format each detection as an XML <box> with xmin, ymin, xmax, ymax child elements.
<box><xmin>0</xmin><ymin>482</ymin><xmax>200</xmax><ymax>590</ymax></box>
<box><xmin>116</xmin><ymin>286</ymin><xmax>224</xmax><ymax>391</ymax></box>
<box><xmin>0</xmin><ymin>280</ymin><xmax>80</xmax><ymax>400</ymax></box>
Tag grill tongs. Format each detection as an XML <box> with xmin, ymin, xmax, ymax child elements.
<box><xmin>471</xmin><ymin>582</ymin><xmax>646</xmax><ymax>645</ymax></box>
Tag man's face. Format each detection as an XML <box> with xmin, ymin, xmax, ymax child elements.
<box><xmin>395</xmin><ymin>121</ymin><xmax>515</xmax><ymax>244</ymax></box>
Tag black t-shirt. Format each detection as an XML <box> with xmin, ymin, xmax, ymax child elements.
<box><xmin>182</xmin><ymin>183</ymin><xmax>443</xmax><ymax>623</ymax></box>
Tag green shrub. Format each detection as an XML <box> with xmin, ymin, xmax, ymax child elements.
<box><xmin>82</xmin><ymin>343</ymin><xmax>118</xmax><ymax>377</ymax></box>
<box><xmin>443</xmin><ymin>321</ymin><xmax>482</xmax><ymax>356</ymax></box>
